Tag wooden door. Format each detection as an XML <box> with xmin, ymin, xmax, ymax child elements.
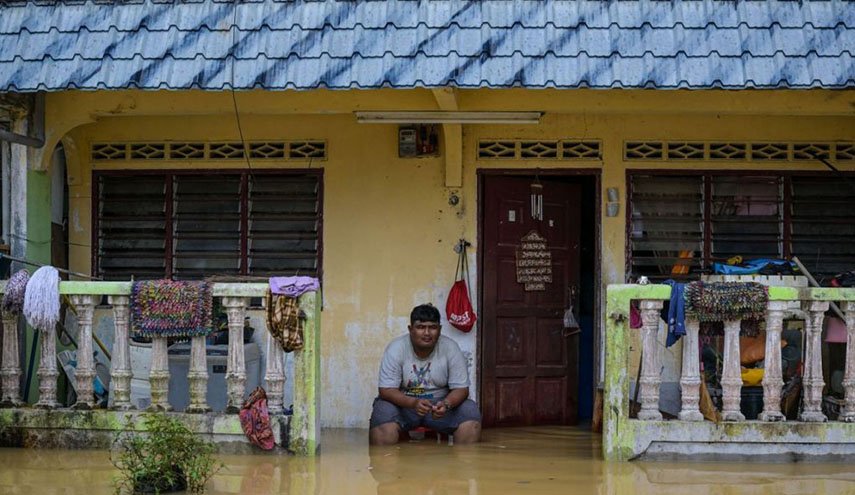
<box><xmin>481</xmin><ymin>175</ymin><xmax>581</xmax><ymax>426</ymax></box>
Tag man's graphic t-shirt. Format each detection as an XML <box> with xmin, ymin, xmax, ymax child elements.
<box><xmin>377</xmin><ymin>334</ymin><xmax>469</xmax><ymax>400</ymax></box>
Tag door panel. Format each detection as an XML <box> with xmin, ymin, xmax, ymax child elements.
<box><xmin>482</xmin><ymin>175</ymin><xmax>581</xmax><ymax>426</ymax></box>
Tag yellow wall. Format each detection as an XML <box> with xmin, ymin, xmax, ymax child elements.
<box><xmin>49</xmin><ymin>89</ymin><xmax>855</xmax><ymax>427</ymax></box>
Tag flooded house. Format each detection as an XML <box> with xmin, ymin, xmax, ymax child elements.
<box><xmin>0</xmin><ymin>0</ymin><xmax>853</xmax><ymax>468</ymax></box>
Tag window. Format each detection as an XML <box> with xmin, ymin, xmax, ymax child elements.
<box><xmin>94</xmin><ymin>170</ymin><xmax>322</xmax><ymax>280</ymax></box>
<box><xmin>628</xmin><ymin>172</ymin><xmax>855</xmax><ymax>282</ymax></box>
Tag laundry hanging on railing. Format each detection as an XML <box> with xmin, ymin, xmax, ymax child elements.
<box><xmin>23</xmin><ymin>266</ymin><xmax>60</xmax><ymax>332</ymax></box>
<box><xmin>661</xmin><ymin>280</ymin><xmax>686</xmax><ymax>348</ymax></box>
<box><xmin>1</xmin><ymin>269</ymin><xmax>29</xmax><ymax>315</ymax></box>
<box><xmin>269</xmin><ymin>276</ymin><xmax>319</xmax><ymax>298</ymax></box>
<box><xmin>266</xmin><ymin>276</ymin><xmax>318</xmax><ymax>352</ymax></box>
<box><xmin>239</xmin><ymin>387</ymin><xmax>275</xmax><ymax>450</ymax></box>
<box><xmin>685</xmin><ymin>281</ymin><xmax>768</xmax><ymax>338</ymax></box>
<box><xmin>130</xmin><ymin>280</ymin><xmax>213</xmax><ymax>338</ymax></box>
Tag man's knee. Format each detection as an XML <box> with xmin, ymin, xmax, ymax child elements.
<box><xmin>453</xmin><ymin>420</ymin><xmax>481</xmax><ymax>444</ymax></box>
<box><xmin>369</xmin><ymin>422</ymin><xmax>401</xmax><ymax>446</ymax></box>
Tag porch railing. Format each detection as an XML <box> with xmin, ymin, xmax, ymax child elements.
<box><xmin>604</xmin><ymin>283</ymin><xmax>855</xmax><ymax>461</ymax></box>
<box><xmin>0</xmin><ymin>281</ymin><xmax>320</xmax><ymax>455</ymax></box>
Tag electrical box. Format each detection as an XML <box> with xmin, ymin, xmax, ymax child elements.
<box><xmin>399</xmin><ymin>125</ymin><xmax>439</xmax><ymax>158</ymax></box>
<box><xmin>398</xmin><ymin>127</ymin><xmax>418</xmax><ymax>157</ymax></box>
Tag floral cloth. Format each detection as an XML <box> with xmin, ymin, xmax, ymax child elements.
<box><xmin>239</xmin><ymin>387</ymin><xmax>275</xmax><ymax>450</ymax></box>
<box><xmin>130</xmin><ymin>280</ymin><xmax>213</xmax><ymax>338</ymax></box>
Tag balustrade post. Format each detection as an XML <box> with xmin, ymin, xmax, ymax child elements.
<box><xmin>637</xmin><ymin>300</ymin><xmax>663</xmax><ymax>421</ymax></box>
<box><xmin>186</xmin><ymin>335</ymin><xmax>211</xmax><ymax>413</ymax></box>
<box><xmin>679</xmin><ymin>319</ymin><xmax>703</xmax><ymax>421</ymax></box>
<box><xmin>840</xmin><ymin>302</ymin><xmax>855</xmax><ymax>422</ymax></box>
<box><xmin>721</xmin><ymin>319</ymin><xmax>745</xmax><ymax>422</ymax></box>
<box><xmin>759</xmin><ymin>300</ymin><xmax>787</xmax><ymax>422</ymax></box>
<box><xmin>70</xmin><ymin>295</ymin><xmax>97</xmax><ymax>409</ymax></box>
<box><xmin>0</xmin><ymin>311</ymin><xmax>23</xmax><ymax>407</ymax></box>
<box><xmin>264</xmin><ymin>334</ymin><xmax>286</xmax><ymax>415</ymax></box>
<box><xmin>108</xmin><ymin>296</ymin><xmax>133</xmax><ymax>410</ymax></box>
<box><xmin>222</xmin><ymin>296</ymin><xmax>247</xmax><ymax>413</ymax></box>
<box><xmin>35</xmin><ymin>324</ymin><xmax>59</xmax><ymax>409</ymax></box>
<box><xmin>148</xmin><ymin>337</ymin><xmax>171</xmax><ymax>411</ymax></box>
<box><xmin>800</xmin><ymin>301</ymin><xmax>829</xmax><ymax>422</ymax></box>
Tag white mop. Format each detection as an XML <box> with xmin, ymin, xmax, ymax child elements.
<box><xmin>23</xmin><ymin>265</ymin><xmax>61</xmax><ymax>332</ymax></box>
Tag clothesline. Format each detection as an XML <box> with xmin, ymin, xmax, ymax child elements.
<box><xmin>1</xmin><ymin>253</ymin><xmax>101</xmax><ymax>280</ymax></box>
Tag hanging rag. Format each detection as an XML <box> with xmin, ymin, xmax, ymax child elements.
<box><xmin>661</xmin><ymin>280</ymin><xmax>686</xmax><ymax>348</ymax></box>
<box><xmin>2</xmin><ymin>269</ymin><xmax>30</xmax><ymax>315</ymax></box>
<box><xmin>239</xmin><ymin>387</ymin><xmax>275</xmax><ymax>450</ymax></box>
<box><xmin>23</xmin><ymin>266</ymin><xmax>61</xmax><ymax>332</ymax></box>
<box><xmin>685</xmin><ymin>281</ymin><xmax>768</xmax><ymax>338</ymax></box>
<box><xmin>130</xmin><ymin>280</ymin><xmax>213</xmax><ymax>338</ymax></box>
<box><xmin>269</xmin><ymin>276</ymin><xmax>320</xmax><ymax>298</ymax></box>
<box><xmin>266</xmin><ymin>291</ymin><xmax>304</xmax><ymax>352</ymax></box>
<box><xmin>629</xmin><ymin>302</ymin><xmax>642</xmax><ymax>329</ymax></box>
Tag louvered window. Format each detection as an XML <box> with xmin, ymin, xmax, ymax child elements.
<box><xmin>95</xmin><ymin>170</ymin><xmax>322</xmax><ymax>280</ymax></box>
<box><xmin>629</xmin><ymin>172</ymin><xmax>855</xmax><ymax>282</ymax></box>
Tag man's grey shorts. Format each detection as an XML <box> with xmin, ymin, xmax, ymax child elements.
<box><xmin>369</xmin><ymin>397</ymin><xmax>482</xmax><ymax>435</ymax></box>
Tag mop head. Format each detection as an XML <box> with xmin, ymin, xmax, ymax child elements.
<box><xmin>23</xmin><ymin>266</ymin><xmax>61</xmax><ymax>332</ymax></box>
<box><xmin>1</xmin><ymin>269</ymin><xmax>30</xmax><ymax>315</ymax></box>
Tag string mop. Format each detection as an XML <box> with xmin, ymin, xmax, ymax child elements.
<box><xmin>1</xmin><ymin>269</ymin><xmax>30</xmax><ymax>315</ymax></box>
<box><xmin>23</xmin><ymin>266</ymin><xmax>61</xmax><ymax>332</ymax></box>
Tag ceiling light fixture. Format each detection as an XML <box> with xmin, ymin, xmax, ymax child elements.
<box><xmin>355</xmin><ymin>111</ymin><xmax>543</xmax><ymax>124</ymax></box>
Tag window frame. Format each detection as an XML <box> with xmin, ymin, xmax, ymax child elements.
<box><xmin>92</xmin><ymin>168</ymin><xmax>324</xmax><ymax>280</ymax></box>
<box><xmin>626</xmin><ymin>169</ymin><xmax>855</xmax><ymax>281</ymax></box>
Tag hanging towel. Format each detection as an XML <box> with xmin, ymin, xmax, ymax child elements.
<box><xmin>23</xmin><ymin>266</ymin><xmax>60</xmax><ymax>332</ymax></box>
<box><xmin>661</xmin><ymin>280</ymin><xmax>686</xmax><ymax>348</ymax></box>
<box><xmin>266</xmin><ymin>291</ymin><xmax>304</xmax><ymax>352</ymax></box>
<box><xmin>239</xmin><ymin>387</ymin><xmax>275</xmax><ymax>450</ymax></box>
<box><xmin>629</xmin><ymin>302</ymin><xmax>642</xmax><ymax>329</ymax></box>
<box><xmin>130</xmin><ymin>280</ymin><xmax>213</xmax><ymax>338</ymax></box>
<box><xmin>2</xmin><ymin>269</ymin><xmax>30</xmax><ymax>315</ymax></box>
<box><xmin>269</xmin><ymin>276</ymin><xmax>319</xmax><ymax>298</ymax></box>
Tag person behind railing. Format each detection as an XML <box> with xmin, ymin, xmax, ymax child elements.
<box><xmin>368</xmin><ymin>304</ymin><xmax>481</xmax><ymax>445</ymax></box>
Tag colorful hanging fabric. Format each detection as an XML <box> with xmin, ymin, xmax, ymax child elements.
<box><xmin>1</xmin><ymin>269</ymin><xmax>29</xmax><ymax>315</ymax></box>
<box><xmin>269</xmin><ymin>276</ymin><xmax>319</xmax><ymax>298</ymax></box>
<box><xmin>685</xmin><ymin>281</ymin><xmax>768</xmax><ymax>338</ymax></box>
<box><xmin>239</xmin><ymin>387</ymin><xmax>275</xmax><ymax>450</ymax></box>
<box><xmin>130</xmin><ymin>280</ymin><xmax>213</xmax><ymax>338</ymax></box>
<box><xmin>23</xmin><ymin>266</ymin><xmax>60</xmax><ymax>332</ymax></box>
<box><xmin>266</xmin><ymin>291</ymin><xmax>304</xmax><ymax>352</ymax></box>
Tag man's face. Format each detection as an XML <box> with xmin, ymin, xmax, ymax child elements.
<box><xmin>408</xmin><ymin>320</ymin><xmax>441</xmax><ymax>352</ymax></box>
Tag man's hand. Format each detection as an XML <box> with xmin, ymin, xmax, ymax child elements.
<box><xmin>413</xmin><ymin>398</ymin><xmax>433</xmax><ymax>416</ymax></box>
<box><xmin>430</xmin><ymin>401</ymin><xmax>447</xmax><ymax>419</ymax></box>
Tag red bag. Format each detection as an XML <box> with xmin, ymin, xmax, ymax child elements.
<box><xmin>446</xmin><ymin>241</ymin><xmax>477</xmax><ymax>332</ymax></box>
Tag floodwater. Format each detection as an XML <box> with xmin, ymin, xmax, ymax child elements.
<box><xmin>1</xmin><ymin>427</ymin><xmax>855</xmax><ymax>494</ymax></box>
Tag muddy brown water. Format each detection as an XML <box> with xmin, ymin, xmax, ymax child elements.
<box><xmin>1</xmin><ymin>427</ymin><xmax>854</xmax><ymax>494</ymax></box>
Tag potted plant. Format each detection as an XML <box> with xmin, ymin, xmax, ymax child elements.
<box><xmin>112</xmin><ymin>413</ymin><xmax>222</xmax><ymax>494</ymax></box>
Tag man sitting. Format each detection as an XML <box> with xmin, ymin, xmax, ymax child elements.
<box><xmin>369</xmin><ymin>304</ymin><xmax>482</xmax><ymax>445</ymax></box>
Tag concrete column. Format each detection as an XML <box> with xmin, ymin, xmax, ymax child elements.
<box><xmin>760</xmin><ymin>301</ymin><xmax>788</xmax><ymax>422</ymax></box>
<box><xmin>800</xmin><ymin>300</ymin><xmax>829</xmax><ymax>422</ymax></box>
<box><xmin>679</xmin><ymin>319</ymin><xmax>703</xmax><ymax>421</ymax></box>
<box><xmin>721</xmin><ymin>319</ymin><xmax>745</xmax><ymax>422</ymax></box>
<box><xmin>147</xmin><ymin>337</ymin><xmax>171</xmax><ymax>411</ymax></box>
<box><xmin>222</xmin><ymin>296</ymin><xmax>247</xmax><ymax>413</ymax></box>
<box><xmin>70</xmin><ymin>294</ymin><xmax>97</xmax><ymax>409</ymax></box>
<box><xmin>185</xmin><ymin>335</ymin><xmax>211</xmax><ymax>413</ymax></box>
<box><xmin>0</xmin><ymin>311</ymin><xmax>23</xmax><ymax>406</ymax></box>
<box><xmin>637</xmin><ymin>300</ymin><xmax>663</xmax><ymax>421</ymax></box>
<box><xmin>264</xmin><ymin>332</ymin><xmax>286</xmax><ymax>415</ymax></box>
<box><xmin>34</xmin><ymin>325</ymin><xmax>59</xmax><ymax>409</ymax></box>
<box><xmin>108</xmin><ymin>295</ymin><xmax>133</xmax><ymax>410</ymax></box>
<box><xmin>840</xmin><ymin>302</ymin><xmax>855</xmax><ymax>422</ymax></box>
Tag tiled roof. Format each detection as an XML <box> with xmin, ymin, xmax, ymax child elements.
<box><xmin>0</xmin><ymin>0</ymin><xmax>852</xmax><ymax>91</ymax></box>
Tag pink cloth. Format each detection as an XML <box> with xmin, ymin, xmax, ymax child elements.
<box><xmin>630</xmin><ymin>303</ymin><xmax>643</xmax><ymax>329</ymax></box>
<box><xmin>269</xmin><ymin>276</ymin><xmax>320</xmax><ymax>297</ymax></box>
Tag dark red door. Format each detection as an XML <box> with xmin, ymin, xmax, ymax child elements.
<box><xmin>481</xmin><ymin>175</ymin><xmax>581</xmax><ymax>426</ymax></box>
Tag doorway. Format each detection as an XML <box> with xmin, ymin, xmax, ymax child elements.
<box><xmin>479</xmin><ymin>172</ymin><xmax>599</xmax><ymax>427</ymax></box>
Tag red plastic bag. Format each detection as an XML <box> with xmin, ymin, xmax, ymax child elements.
<box><xmin>446</xmin><ymin>241</ymin><xmax>477</xmax><ymax>332</ymax></box>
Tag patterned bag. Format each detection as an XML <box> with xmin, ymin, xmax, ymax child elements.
<box><xmin>266</xmin><ymin>291</ymin><xmax>304</xmax><ymax>352</ymax></box>
<box><xmin>239</xmin><ymin>387</ymin><xmax>275</xmax><ymax>450</ymax></box>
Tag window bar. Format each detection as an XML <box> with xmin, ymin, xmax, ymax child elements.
<box><xmin>702</xmin><ymin>175</ymin><xmax>712</xmax><ymax>271</ymax></box>
<box><xmin>165</xmin><ymin>174</ymin><xmax>174</xmax><ymax>279</ymax></box>
<box><xmin>240</xmin><ymin>173</ymin><xmax>249</xmax><ymax>275</ymax></box>
<box><xmin>782</xmin><ymin>175</ymin><xmax>792</xmax><ymax>259</ymax></box>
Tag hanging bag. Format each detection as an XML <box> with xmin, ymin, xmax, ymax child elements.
<box><xmin>446</xmin><ymin>240</ymin><xmax>477</xmax><ymax>333</ymax></box>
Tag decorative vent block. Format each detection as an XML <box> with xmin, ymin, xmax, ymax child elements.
<box><xmin>289</xmin><ymin>142</ymin><xmax>326</xmax><ymax>159</ymax></box>
<box><xmin>479</xmin><ymin>140</ymin><xmax>601</xmax><ymax>160</ymax></box>
<box><xmin>625</xmin><ymin>141</ymin><xmax>854</xmax><ymax>162</ymax></box>
<box><xmin>836</xmin><ymin>143</ymin><xmax>855</xmax><ymax>160</ymax></box>
<box><xmin>667</xmin><ymin>142</ymin><xmax>705</xmax><ymax>160</ymax></box>
<box><xmin>250</xmin><ymin>142</ymin><xmax>287</xmax><ymax>159</ymax></box>
<box><xmin>625</xmin><ymin>142</ymin><xmax>664</xmax><ymax>160</ymax></box>
<box><xmin>129</xmin><ymin>143</ymin><xmax>165</xmax><ymax>160</ymax></box>
<box><xmin>751</xmin><ymin>143</ymin><xmax>789</xmax><ymax>160</ymax></box>
<box><xmin>709</xmin><ymin>143</ymin><xmax>747</xmax><ymax>160</ymax></box>
<box><xmin>169</xmin><ymin>143</ymin><xmax>205</xmax><ymax>159</ymax></box>
<box><xmin>562</xmin><ymin>141</ymin><xmax>601</xmax><ymax>159</ymax></box>
<box><xmin>521</xmin><ymin>141</ymin><xmax>558</xmax><ymax>159</ymax></box>
<box><xmin>793</xmin><ymin>143</ymin><xmax>831</xmax><ymax>160</ymax></box>
<box><xmin>92</xmin><ymin>141</ymin><xmax>327</xmax><ymax>161</ymax></box>
<box><xmin>478</xmin><ymin>141</ymin><xmax>516</xmax><ymax>159</ymax></box>
<box><xmin>91</xmin><ymin>143</ymin><xmax>127</xmax><ymax>160</ymax></box>
<box><xmin>209</xmin><ymin>142</ymin><xmax>245</xmax><ymax>159</ymax></box>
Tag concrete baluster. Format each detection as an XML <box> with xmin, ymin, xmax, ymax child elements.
<box><xmin>148</xmin><ymin>337</ymin><xmax>172</xmax><ymax>411</ymax></box>
<box><xmin>186</xmin><ymin>335</ymin><xmax>211</xmax><ymax>413</ymax></box>
<box><xmin>70</xmin><ymin>295</ymin><xmax>97</xmax><ymax>409</ymax></box>
<box><xmin>222</xmin><ymin>296</ymin><xmax>247</xmax><ymax>413</ymax></box>
<box><xmin>721</xmin><ymin>319</ymin><xmax>745</xmax><ymax>421</ymax></box>
<box><xmin>759</xmin><ymin>301</ymin><xmax>788</xmax><ymax>422</ymax></box>
<box><xmin>264</xmin><ymin>333</ymin><xmax>286</xmax><ymax>415</ymax></box>
<box><xmin>800</xmin><ymin>300</ymin><xmax>829</xmax><ymax>422</ymax></box>
<box><xmin>0</xmin><ymin>311</ymin><xmax>23</xmax><ymax>406</ymax></box>
<box><xmin>35</xmin><ymin>324</ymin><xmax>60</xmax><ymax>409</ymax></box>
<box><xmin>840</xmin><ymin>302</ymin><xmax>855</xmax><ymax>422</ymax></box>
<box><xmin>637</xmin><ymin>300</ymin><xmax>664</xmax><ymax>421</ymax></box>
<box><xmin>679</xmin><ymin>319</ymin><xmax>703</xmax><ymax>421</ymax></box>
<box><xmin>108</xmin><ymin>295</ymin><xmax>133</xmax><ymax>410</ymax></box>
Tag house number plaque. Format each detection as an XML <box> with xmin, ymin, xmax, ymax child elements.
<box><xmin>516</xmin><ymin>230</ymin><xmax>552</xmax><ymax>291</ymax></box>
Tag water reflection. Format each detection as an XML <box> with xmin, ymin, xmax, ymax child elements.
<box><xmin>1</xmin><ymin>428</ymin><xmax>854</xmax><ymax>494</ymax></box>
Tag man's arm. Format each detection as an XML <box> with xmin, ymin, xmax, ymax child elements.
<box><xmin>379</xmin><ymin>388</ymin><xmax>432</xmax><ymax>416</ymax></box>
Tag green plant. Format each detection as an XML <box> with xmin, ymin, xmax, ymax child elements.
<box><xmin>112</xmin><ymin>413</ymin><xmax>223</xmax><ymax>494</ymax></box>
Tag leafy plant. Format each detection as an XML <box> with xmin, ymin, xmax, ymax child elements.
<box><xmin>112</xmin><ymin>413</ymin><xmax>223</xmax><ymax>494</ymax></box>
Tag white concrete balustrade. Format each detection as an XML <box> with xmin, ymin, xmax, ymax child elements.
<box><xmin>0</xmin><ymin>281</ymin><xmax>321</xmax><ymax>455</ymax></box>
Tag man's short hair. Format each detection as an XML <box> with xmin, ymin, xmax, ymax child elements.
<box><xmin>410</xmin><ymin>304</ymin><xmax>441</xmax><ymax>325</ymax></box>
